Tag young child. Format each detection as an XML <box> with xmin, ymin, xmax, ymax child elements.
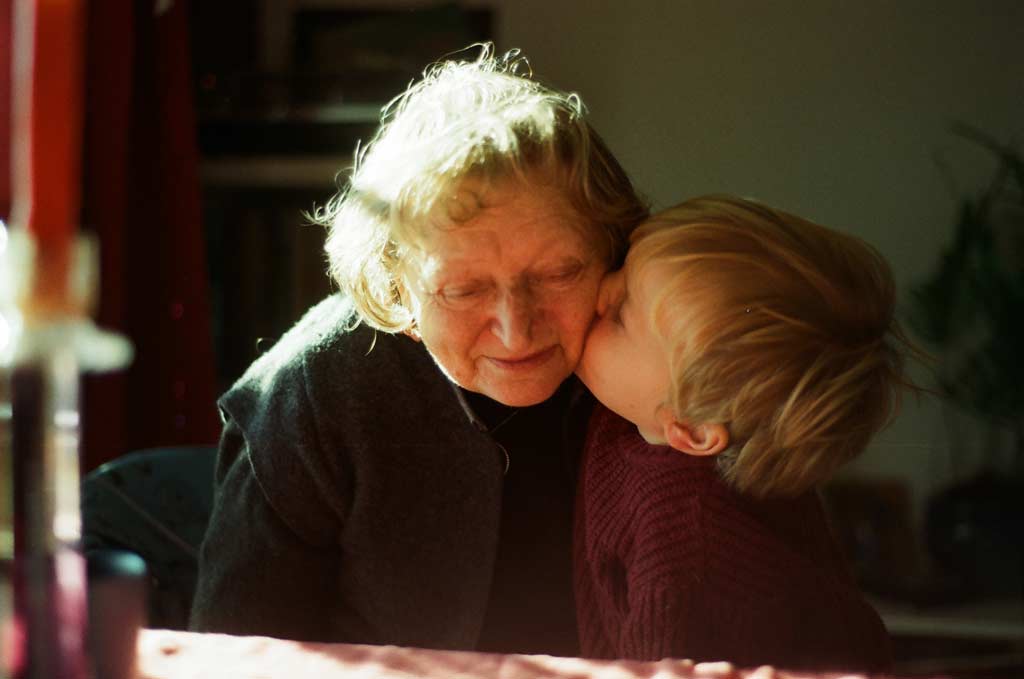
<box><xmin>574</xmin><ymin>195</ymin><xmax>916</xmax><ymax>672</ymax></box>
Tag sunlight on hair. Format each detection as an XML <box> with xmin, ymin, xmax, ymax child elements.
<box><xmin>631</xmin><ymin>195</ymin><xmax>920</xmax><ymax>497</ymax></box>
<box><xmin>314</xmin><ymin>43</ymin><xmax>647</xmax><ymax>333</ymax></box>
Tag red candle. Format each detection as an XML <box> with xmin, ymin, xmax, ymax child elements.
<box><xmin>10</xmin><ymin>0</ymin><xmax>86</xmax><ymax>316</ymax></box>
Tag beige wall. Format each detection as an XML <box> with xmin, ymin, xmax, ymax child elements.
<box><xmin>499</xmin><ymin>0</ymin><xmax>1024</xmax><ymax>520</ymax></box>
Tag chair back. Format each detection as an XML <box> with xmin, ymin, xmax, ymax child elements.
<box><xmin>81</xmin><ymin>445</ymin><xmax>217</xmax><ymax>630</ymax></box>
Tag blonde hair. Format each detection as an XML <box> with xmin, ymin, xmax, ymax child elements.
<box><xmin>315</xmin><ymin>44</ymin><xmax>648</xmax><ymax>332</ymax></box>
<box><xmin>631</xmin><ymin>195</ymin><xmax>917</xmax><ymax>497</ymax></box>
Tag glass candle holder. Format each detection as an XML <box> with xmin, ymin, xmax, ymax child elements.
<box><xmin>1</xmin><ymin>224</ymin><xmax>132</xmax><ymax>679</ymax></box>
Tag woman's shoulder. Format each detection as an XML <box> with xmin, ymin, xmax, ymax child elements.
<box><xmin>244</xmin><ymin>294</ymin><xmax>392</xmax><ymax>375</ymax></box>
<box><xmin>218</xmin><ymin>294</ymin><xmax>447</xmax><ymax>439</ymax></box>
<box><xmin>228</xmin><ymin>295</ymin><xmax>431</xmax><ymax>393</ymax></box>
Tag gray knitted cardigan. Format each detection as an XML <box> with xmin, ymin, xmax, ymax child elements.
<box><xmin>190</xmin><ymin>294</ymin><xmax>513</xmax><ymax>649</ymax></box>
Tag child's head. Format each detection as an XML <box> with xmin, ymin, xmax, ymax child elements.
<box><xmin>576</xmin><ymin>194</ymin><xmax>915</xmax><ymax>497</ymax></box>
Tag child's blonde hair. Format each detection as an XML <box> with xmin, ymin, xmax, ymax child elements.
<box><xmin>631</xmin><ymin>195</ymin><xmax>916</xmax><ymax>497</ymax></box>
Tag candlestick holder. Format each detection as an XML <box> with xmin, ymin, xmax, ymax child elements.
<box><xmin>0</xmin><ymin>224</ymin><xmax>133</xmax><ymax>679</ymax></box>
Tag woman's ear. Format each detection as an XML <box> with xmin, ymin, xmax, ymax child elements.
<box><xmin>656</xmin><ymin>406</ymin><xmax>729</xmax><ymax>456</ymax></box>
<box><xmin>397</xmin><ymin>278</ymin><xmax>422</xmax><ymax>342</ymax></box>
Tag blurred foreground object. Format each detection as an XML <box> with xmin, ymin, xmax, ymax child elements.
<box><xmin>1</xmin><ymin>0</ymin><xmax>131</xmax><ymax>676</ymax></box>
<box><xmin>0</xmin><ymin>228</ymin><xmax>132</xmax><ymax>678</ymax></box>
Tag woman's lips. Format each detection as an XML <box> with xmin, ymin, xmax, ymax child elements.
<box><xmin>485</xmin><ymin>346</ymin><xmax>557</xmax><ymax>372</ymax></box>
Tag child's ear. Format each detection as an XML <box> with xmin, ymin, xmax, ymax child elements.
<box><xmin>656</xmin><ymin>406</ymin><xmax>729</xmax><ymax>456</ymax></box>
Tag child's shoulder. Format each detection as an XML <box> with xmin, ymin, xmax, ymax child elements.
<box><xmin>585</xmin><ymin>405</ymin><xmax>712</xmax><ymax>466</ymax></box>
<box><xmin>647</xmin><ymin>484</ymin><xmax>834</xmax><ymax>575</ymax></box>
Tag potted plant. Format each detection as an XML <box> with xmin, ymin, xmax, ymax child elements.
<box><xmin>909</xmin><ymin>124</ymin><xmax>1024</xmax><ymax>598</ymax></box>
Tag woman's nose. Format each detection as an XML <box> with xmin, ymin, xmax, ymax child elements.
<box><xmin>491</xmin><ymin>287</ymin><xmax>534</xmax><ymax>350</ymax></box>
<box><xmin>596</xmin><ymin>269</ymin><xmax>625</xmax><ymax>317</ymax></box>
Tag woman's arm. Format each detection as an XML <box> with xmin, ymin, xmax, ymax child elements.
<box><xmin>189</xmin><ymin>419</ymin><xmax>345</xmax><ymax>641</ymax></box>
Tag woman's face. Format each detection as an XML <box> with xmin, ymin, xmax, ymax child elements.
<box><xmin>404</xmin><ymin>181</ymin><xmax>606</xmax><ymax>406</ymax></box>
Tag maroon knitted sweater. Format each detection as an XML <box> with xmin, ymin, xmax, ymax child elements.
<box><xmin>574</xmin><ymin>405</ymin><xmax>892</xmax><ymax>672</ymax></box>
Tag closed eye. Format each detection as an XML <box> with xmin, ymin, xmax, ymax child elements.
<box><xmin>550</xmin><ymin>265</ymin><xmax>583</xmax><ymax>281</ymax></box>
<box><xmin>535</xmin><ymin>263</ymin><xmax>584</xmax><ymax>287</ymax></box>
<box><xmin>436</xmin><ymin>283</ymin><xmax>492</xmax><ymax>308</ymax></box>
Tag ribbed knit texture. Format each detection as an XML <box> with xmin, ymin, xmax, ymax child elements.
<box><xmin>574</xmin><ymin>405</ymin><xmax>892</xmax><ymax>673</ymax></box>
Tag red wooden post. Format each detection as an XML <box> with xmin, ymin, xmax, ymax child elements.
<box><xmin>10</xmin><ymin>0</ymin><xmax>86</xmax><ymax>316</ymax></box>
<box><xmin>4</xmin><ymin>2</ymin><xmax>90</xmax><ymax>678</ymax></box>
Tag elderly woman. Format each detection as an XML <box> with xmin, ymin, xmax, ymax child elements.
<box><xmin>190</xmin><ymin>45</ymin><xmax>648</xmax><ymax>655</ymax></box>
